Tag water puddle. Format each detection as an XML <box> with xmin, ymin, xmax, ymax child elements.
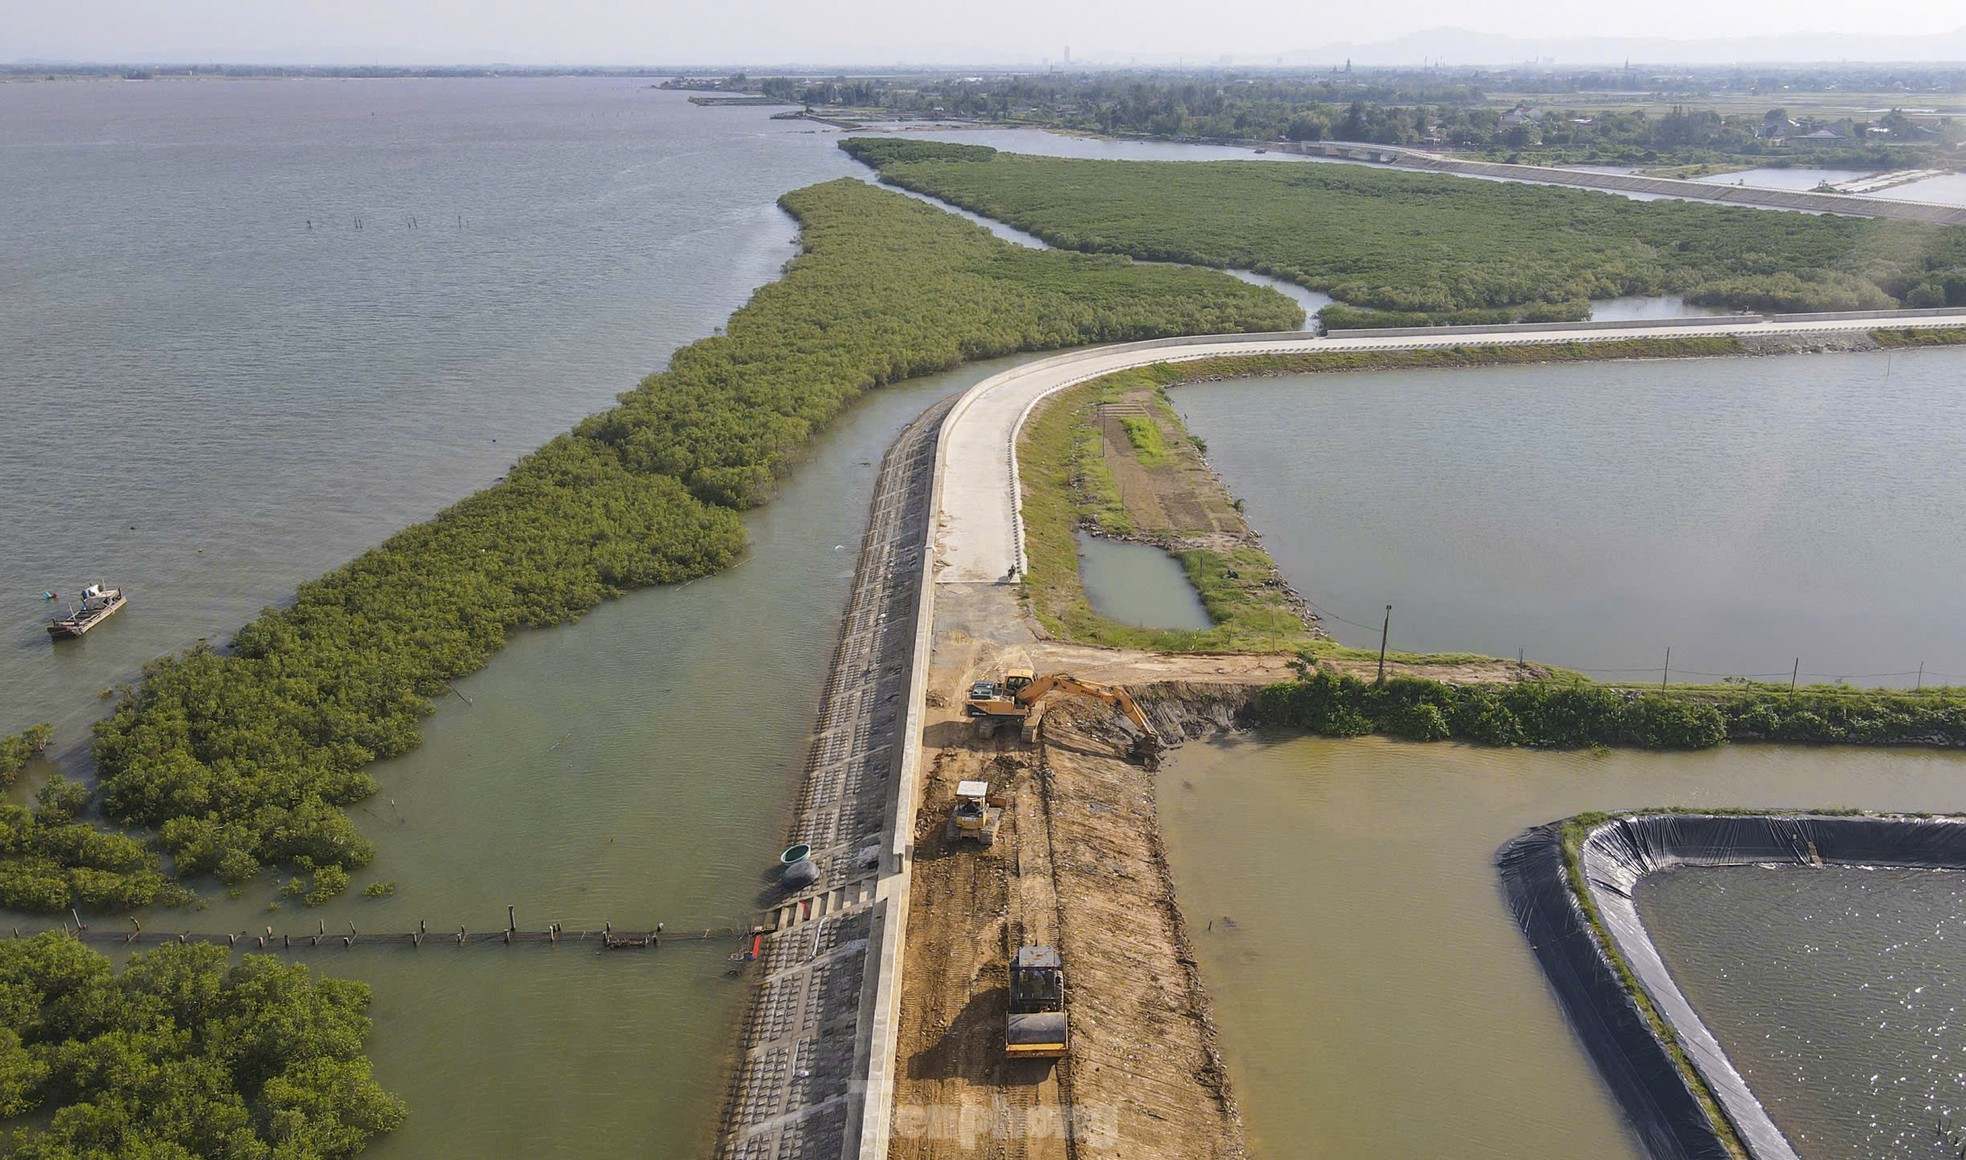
<box><xmin>1695</xmin><ymin>167</ymin><xmax>1877</xmax><ymax>191</ymax></box>
<box><xmin>1076</xmin><ymin>531</ymin><xmax>1212</xmax><ymax>630</ymax></box>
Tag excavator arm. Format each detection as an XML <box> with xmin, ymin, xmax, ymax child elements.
<box><xmin>1013</xmin><ymin>675</ymin><xmax>1163</xmax><ymax>765</ymax></box>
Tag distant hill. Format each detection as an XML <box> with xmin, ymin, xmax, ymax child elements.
<box><xmin>1285</xmin><ymin>27</ymin><xmax>1966</xmax><ymax>67</ymax></box>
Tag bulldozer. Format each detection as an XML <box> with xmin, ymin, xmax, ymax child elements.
<box><xmin>946</xmin><ymin>779</ymin><xmax>1003</xmax><ymax>846</ymax></box>
<box><xmin>964</xmin><ymin>670</ymin><xmax>1162</xmax><ymax>766</ymax></box>
<box><xmin>1005</xmin><ymin>945</ymin><xmax>1070</xmax><ymax>1061</ymax></box>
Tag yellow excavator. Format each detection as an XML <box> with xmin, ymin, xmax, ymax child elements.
<box><xmin>964</xmin><ymin>668</ymin><xmax>1162</xmax><ymax>766</ymax></box>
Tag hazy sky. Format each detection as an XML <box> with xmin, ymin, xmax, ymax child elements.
<box><xmin>4</xmin><ymin>0</ymin><xmax>1965</xmax><ymax>66</ymax></box>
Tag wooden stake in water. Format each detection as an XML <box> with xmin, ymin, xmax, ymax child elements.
<box><xmin>1376</xmin><ymin>605</ymin><xmax>1391</xmax><ymax>685</ymax></box>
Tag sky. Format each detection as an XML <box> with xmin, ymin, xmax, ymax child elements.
<box><xmin>4</xmin><ymin>0</ymin><xmax>1966</xmax><ymax>66</ymax></box>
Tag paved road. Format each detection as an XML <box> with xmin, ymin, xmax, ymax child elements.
<box><xmin>933</xmin><ymin>313</ymin><xmax>1966</xmax><ymax>586</ymax></box>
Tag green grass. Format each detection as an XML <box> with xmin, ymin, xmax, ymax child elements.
<box><xmin>1872</xmin><ymin>325</ymin><xmax>1966</xmax><ymax>347</ymax></box>
<box><xmin>1117</xmin><ymin>415</ymin><xmax>1171</xmax><ymax>465</ymax></box>
<box><xmin>1019</xmin><ymin>377</ymin><xmax>1315</xmax><ymax>653</ymax></box>
<box><xmin>846</xmin><ymin>139</ymin><xmax>1966</xmax><ymax>323</ymax></box>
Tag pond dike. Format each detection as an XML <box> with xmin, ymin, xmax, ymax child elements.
<box><xmin>715</xmin><ymin>395</ymin><xmax>953</xmax><ymax>1160</ymax></box>
<box><xmin>1499</xmin><ymin>812</ymin><xmax>1966</xmax><ymax>1160</ymax></box>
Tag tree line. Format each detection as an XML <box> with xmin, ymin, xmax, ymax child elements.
<box><xmin>847</xmin><ymin>139</ymin><xmax>1966</xmax><ymax>324</ymax></box>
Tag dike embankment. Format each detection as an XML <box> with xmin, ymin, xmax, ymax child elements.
<box><xmin>1500</xmin><ymin>812</ymin><xmax>1966</xmax><ymax>1160</ymax></box>
<box><xmin>715</xmin><ymin>396</ymin><xmax>950</xmax><ymax>1160</ymax></box>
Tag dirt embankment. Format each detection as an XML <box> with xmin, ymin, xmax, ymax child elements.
<box><xmin>1034</xmin><ymin>696</ymin><xmax>1246</xmax><ymax>1159</ymax></box>
<box><xmin>888</xmin><ymin>667</ymin><xmax>1256</xmax><ymax>1159</ymax></box>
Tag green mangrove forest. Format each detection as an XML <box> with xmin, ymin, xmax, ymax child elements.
<box><xmin>1255</xmin><ymin>664</ymin><xmax>1966</xmax><ymax>749</ymax></box>
<box><xmin>6</xmin><ymin>178</ymin><xmax>1296</xmax><ymax>914</ymax></box>
<box><xmin>844</xmin><ymin>138</ymin><xmax>1966</xmax><ymax>326</ymax></box>
<box><xmin>0</xmin><ymin>934</ymin><xmax>404</xmax><ymax>1158</ymax></box>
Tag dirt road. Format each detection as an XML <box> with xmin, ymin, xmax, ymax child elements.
<box><xmin>888</xmin><ymin>607</ymin><xmax>1252</xmax><ymax>1159</ymax></box>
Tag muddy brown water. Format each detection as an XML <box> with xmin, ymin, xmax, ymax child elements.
<box><xmin>1158</xmin><ymin>733</ymin><xmax>1966</xmax><ymax>1158</ymax></box>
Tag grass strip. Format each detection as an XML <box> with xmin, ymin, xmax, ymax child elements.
<box><xmin>1871</xmin><ymin>325</ymin><xmax>1966</xmax><ymax>347</ymax></box>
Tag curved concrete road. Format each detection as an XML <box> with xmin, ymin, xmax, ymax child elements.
<box><xmin>856</xmin><ymin>308</ymin><xmax>1966</xmax><ymax>1158</ymax></box>
<box><xmin>933</xmin><ymin>312</ymin><xmax>1966</xmax><ymax>586</ymax></box>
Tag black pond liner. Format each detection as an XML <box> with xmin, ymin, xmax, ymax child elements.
<box><xmin>1498</xmin><ymin>812</ymin><xmax>1966</xmax><ymax>1160</ymax></box>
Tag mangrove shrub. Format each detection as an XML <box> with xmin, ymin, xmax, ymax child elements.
<box><xmin>47</xmin><ymin>179</ymin><xmax>1299</xmax><ymax>910</ymax></box>
<box><xmin>1254</xmin><ymin>667</ymin><xmax>1966</xmax><ymax>749</ymax></box>
<box><xmin>0</xmin><ymin>933</ymin><xmax>404</xmax><ymax>1157</ymax></box>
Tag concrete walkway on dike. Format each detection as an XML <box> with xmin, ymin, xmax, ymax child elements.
<box><xmin>932</xmin><ymin>310</ymin><xmax>1966</xmax><ymax>587</ymax></box>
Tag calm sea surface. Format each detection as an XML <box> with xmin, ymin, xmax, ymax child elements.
<box><xmin>1177</xmin><ymin>350</ymin><xmax>1966</xmax><ymax>685</ymax></box>
<box><xmin>0</xmin><ymin>77</ymin><xmax>871</xmax><ymax>748</ymax></box>
<box><xmin>1641</xmin><ymin>865</ymin><xmax>1966</xmax><ymax>1158</ymax></box>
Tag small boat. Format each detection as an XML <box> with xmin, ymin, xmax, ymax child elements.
<box><xmin>47</xmin><ymin>583</ymin><xmax>126</xmax><ymax>639</ymax></box>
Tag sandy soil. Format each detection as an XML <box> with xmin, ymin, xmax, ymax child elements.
<box><xmin>890</xmin><ymin>601</ymin><xmax>1252</xmax><ymax>1160</ymax></box>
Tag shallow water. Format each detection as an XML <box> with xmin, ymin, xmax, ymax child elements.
<box><xmin>3</xmin><ymin>362</ymin><xmax>1013</xmax><ymax>1155</ymax></box>
<box><xmin>1075</xmin><ymin>531</ymin><xmax>1213</xmax><ymax>630</ymax></box>
<box><xmin>1870</xmin><ymin>172</ymin><xmax>1966</xmax><ymax>207</ymax></box>
<box><xmin>1158</xmin><ymin>733</ymin><xmax>1966</xmax><ymax>1159</ymax></box>
<box><xmin>1697</xmin><ymin>167</ymin><xmax>1876</xmax><ymax>191</ymax></box>
<box><xmin>1175</xmin><ymin>348</ymin><xmax>1966</xmax><ymax>685</ymax></box>
<box><xmin>1640</xmin><ymin>865</ymin><xmax>1966</xmax><ymax>1158</ymax></box>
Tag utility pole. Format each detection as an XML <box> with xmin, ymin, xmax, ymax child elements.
<box><xmin>1662</xmin><ymin>646</ymin><xmax>1670</xmax><ymax>690</ymax></box>
<box><xmin>1791</xmin><ymin>657</ymin><xmax>1799</xmax><ymax>692</ymax></box>
<box><xmin>1376</xmin><ymin>605</ymin><xmax>1391</xmax><ymax>685</ymax></box>
<box><xmin>1918</xmin><ymin>661</ymin><xmax>1924</xmax><ymax>691</ymax></box>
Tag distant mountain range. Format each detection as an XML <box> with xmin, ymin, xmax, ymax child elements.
<box><xmin>1284</xmin><ymin>27</ymin><xmax>1966</xmax><ymax>67</ymax></box>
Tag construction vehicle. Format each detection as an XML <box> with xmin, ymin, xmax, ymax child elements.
<box><xmin>1005</xmin><ymin>945</ymin><xmax>1070</xmax><ymax>1060</ymax></box>
<box><xmin>964</xmin><ymin>670</ymin><xmax>1162</xmax><ymax>766</ymax></box>
<box><xmin>946</xmin><ymin>779</ymin><xmax>1003</xmax><ymax>846</ymax></box>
